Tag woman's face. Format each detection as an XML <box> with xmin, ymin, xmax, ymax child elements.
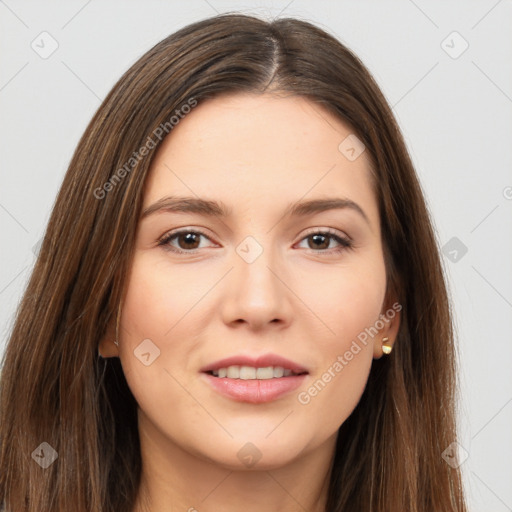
<box><xmin>102</xmin><ymin>92</ymin><xmax>399</xmax><ymax>469</ymax></box>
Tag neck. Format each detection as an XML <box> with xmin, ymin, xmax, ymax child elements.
<box><xmin>132</xmin><ymin>414</ymin><xmax>336</xmax><ymax>512</ymax></box>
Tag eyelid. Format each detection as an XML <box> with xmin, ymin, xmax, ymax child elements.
<box><xmin>298</xmin><ymin>226</ymin><xmax>351</xmax><ymax>243</ymax></box>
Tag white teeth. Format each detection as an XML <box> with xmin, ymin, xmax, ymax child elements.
<box><xmin>256</xmin><ymin>367</ymin><xmax>274</xmax><ymax>379</ymax></box>
<box><xmin>211</xmin><ymin>365</ymin><xmax>300</xmax><ymax>379</ymax></box>
<box><xmin>227</xmin><ymin>365</ymin><xmax>240</xmax><ymax>378</ymax></box>
<box><xmin>273</xmin><ymin>366</ymin><xmax>284</xmax><ymax>378</ymax></box>
<box><xmin>239</xmin><ymin>366</ymin><xmax>256</xmax><ymax>380</ymax></box>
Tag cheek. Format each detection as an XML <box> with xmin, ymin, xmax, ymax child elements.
<box><xmin>294</xmin><ymin>258</ymin><xmax>386</xmax><ymax>425</ymax></box>
<box><xmin>116</xmin><ymin>256</ymin><xmax>190</xmax><ymax>406</ymax></box>
<box><xmin>121</xmin><ymin>254</ymin><xmax>195</xmax><ymax>340</ymax></box>
<box><xmin>296</xmin><ymin>256</ymin><xmax>387</xmax><ymax>351</ymax></box>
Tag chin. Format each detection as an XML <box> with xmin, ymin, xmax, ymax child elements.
<box><xmin>194</xmin><ymin>434</ymin><xmax>311</xmax><ymax>471</ymax></box>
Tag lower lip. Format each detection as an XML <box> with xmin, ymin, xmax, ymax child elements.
<box><xmin>202</xmin><ymin>373</ymin><xmax>307</xmax><ymax>403</ymax></box>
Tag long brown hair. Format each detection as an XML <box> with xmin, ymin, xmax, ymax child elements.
<box><xmin>0</xmin><ymin>13</ymin><xmax>467</xmax><ymax>511</ymax></box>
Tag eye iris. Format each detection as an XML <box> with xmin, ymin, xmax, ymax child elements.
<box><xmin>309</xmin><ymin>233</ymin><xmax>329</xmax><ymax>250</ymax></box>
<box><xmin>178</xmin><ymin>232</ymin><xmax>200</xmax><ymax>250</ymax></box>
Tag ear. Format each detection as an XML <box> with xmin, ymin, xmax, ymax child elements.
<box><xmin>98</xmin><ymin>315</ymin><xmax>120</xmax><ymax>358</ymax></box>
<box><xmin>372</xmin><ymin>294</ymin><xmax>402</xmax><ymax>359</ymax></box>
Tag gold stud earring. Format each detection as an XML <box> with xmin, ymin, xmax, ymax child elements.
<box><xmin>381</xmin><ymin>337</ymin><xmax>392</xmax><ymax>355</ymax></box>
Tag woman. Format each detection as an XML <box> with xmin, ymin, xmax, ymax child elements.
<box><xmin>0</xmin><ymin>13</ymin><xmax>467</xmax><ymax>512</ymax></box>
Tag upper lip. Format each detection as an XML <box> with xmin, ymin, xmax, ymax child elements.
<box><xmin>200</xmin><ymin>354</ymin><xmax>309</xmax><ymax>374</ymax></box>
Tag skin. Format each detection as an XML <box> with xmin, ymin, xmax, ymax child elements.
<box><xmin>99</xmin><ymin>92</ymin><xmax>400</xmax><ymax>512</ymax></box>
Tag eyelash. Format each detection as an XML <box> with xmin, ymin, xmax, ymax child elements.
<box><xmin>157</xmin><ymin>227</ymin><xmax>354</xmax><ymax>256</ymax></box>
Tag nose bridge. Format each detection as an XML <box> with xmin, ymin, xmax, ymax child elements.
<box><xmin>221</xmin><ymin>232</ymin><xmax>291</xmax><ymax>327</ymax></box>
<box><xmin>235</xmin><ymin>233</ymin><xmax>282</xmax><ymax>302</ymax></box>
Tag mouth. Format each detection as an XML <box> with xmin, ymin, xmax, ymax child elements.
<box><xmin>200</xmin><ymin>354</ymin><xmax>309</xmax><ymax>403</ymax></box>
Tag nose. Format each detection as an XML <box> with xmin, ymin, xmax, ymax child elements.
<box><xmin>220</xmin><ymin>244</ymin><xmax>293</xmax><ymax>332</ymax></box>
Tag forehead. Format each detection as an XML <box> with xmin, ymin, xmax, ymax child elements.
<box><xmin>143</xmin><ymin>93</ymin><xmax>377</xmax><ymax>226</ymax></box>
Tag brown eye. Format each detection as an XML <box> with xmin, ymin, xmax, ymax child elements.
<box><xmin>307</xmin><ymin>233</ymin><xmax>330</xmax><ymax>250</ymax></box>
<box><xmin>158</xmin><ymin>229</ymin><xmax>214</xmax><ymax>254</ymax></box>
<box><xmin>296</xmin><ymin>229</ymin><xmax>353</xmax><ymax>255</ymax></box>
<box><xmin>176</xmin><ymin>232</ymin><xmax>201</xmax><ymax>250</ymax></box>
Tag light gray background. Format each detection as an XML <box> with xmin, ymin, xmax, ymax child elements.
<box><xmin>1</xmin><ymin>1</ymin><xmax>511</xmax><ymax>509</ymax></box>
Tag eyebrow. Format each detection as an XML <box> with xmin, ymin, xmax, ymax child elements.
<box><xmin>141</xmin><ymin>196</ymin><xmax>370</xmax><ymax>225</ymax></box>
